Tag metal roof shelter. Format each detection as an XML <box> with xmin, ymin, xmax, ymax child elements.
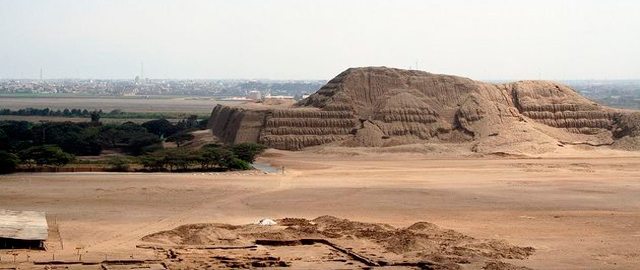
<box><xmin>0</xmin><ymin>209</ymin><xmax>48</xmax><ymax>249</ymax></box>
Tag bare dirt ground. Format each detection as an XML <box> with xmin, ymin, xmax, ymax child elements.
<box><xmin>0</xmin><ymin>96</ymin><xmax>237</xmax><ymax>113</ymax></box>
<box><xmin>1</xmin><ymin>149</ymin><xmax>640</xmax><ymax>269</ymax></box>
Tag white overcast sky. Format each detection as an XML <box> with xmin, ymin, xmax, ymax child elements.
<box><xmin>1</xmin><ymin>0</ymin><xmax>639</xmax><ymax>80</ymax></box>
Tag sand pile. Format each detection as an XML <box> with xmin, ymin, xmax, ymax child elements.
<box><xmin>142</xmin><ymin>216</ymin><xmax>534</xmax><ymax>269</ymax></box>
<box><xmin>141</xmin><ymin>223</ymin><xmax>250</xmax><ymax>246</ymax></box>
<box><xmin>208</xmin><ymin>67</ymin><xmax>640</xmax><ymax>155</ymax></box>
<box><xmin>307</xmin><ymin>216</ymin><xmax>533</xmax><ymax>260</ymax></box>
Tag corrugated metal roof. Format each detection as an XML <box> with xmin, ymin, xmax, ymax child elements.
<box><xmin>0</xmin><ymin>209</ymin><xmax>48</xmax><ymax>241</ymax></box>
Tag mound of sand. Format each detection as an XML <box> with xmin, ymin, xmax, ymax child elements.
<box><xmin>142</xmin><ymin>216</ymin><xmax>534</xmax><ymax>269</ymax></box>
<box><xmin>208</xmin><ymin>67</ymin><xmax>640</xmax><ymax>155</ymax></box>
<box><xmin>142</xmin><ymin>223</ymin><xmax>249</xmax><ymax>246</ymax></box>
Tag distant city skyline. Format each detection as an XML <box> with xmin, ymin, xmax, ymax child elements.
<box><xmin>1</xmin><ymin>0</ymin><xmax>639</xmax><ymax>80</ymax></box>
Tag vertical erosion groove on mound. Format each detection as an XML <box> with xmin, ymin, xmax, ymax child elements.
<box><xmin>208</xmin><ymin>67</ymin><xmax>640</xmax><ymax>152</ymax></box>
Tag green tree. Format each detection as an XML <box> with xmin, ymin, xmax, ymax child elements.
<box><xmin>128</xmin><ymin>133</ymin><xmax>162</xmax><ymax>155</ymax></box>
<box><xmin>140</xmin><ymin>151</ymin><xmax>168</xmax><ymax>171</ymax></box>
<box><xmin>0</xmin><ymin>120</ymin><xmax>33</xmax><ymax>152</ymax></box>
<box><xmin>97</xmin><ymin>122</ymin><xmax>149</xmax><ymax>149</ymax></box>
<box><xmin>0</xmin><ymin>151</ymin><xmax>20</xmax><ymax>174</ymax></box>
<box><xmin>142</xmin><ymin>119</ymin><xmax>174</xmax><ymax>137</ymax></box>
<box><xmin>166</xmin><ymin>132</ymin><xmax>195</xmax><ymax>147</ymax></box>
<box><xmin>164</xmin><ymin>148</ymin><xmax>197</xmax><ymax>171</ymax></box>
<box><xmin>196</xmin><ymin>147</ymin><xmax>235</xmax><ymax>169</ymax></box>
<box><xmin>228</xmin><ymin>158</ymin><xmax>250</xmax><ymax>170</ymax></box>
<box><xmin>231</xmin><ymin>143</ymin><xmax>267</xmax><ymax>163</ymax></box>
<box><xmin>106</xmin><ymin>156</ymin><xmax>131</xmax><ymax>172</ymax></box>
<box><xmin>90</xmin><ymin>111</ymin><xmax>101</xmax><ymax>122</ymax></box>
<box><xmin>18</xmin><ymin>145</ymin><xmax>75</xmax><ymax>167</ymax></box>
<box><xmin>97</xmin><ymin>126</ymin><xmax>124</xmax><ymax>148</ymax></box>
<box><xmin>186</xmin><ymin>115</ymin><xmax>199</xmax><ymax>129</ymax></box>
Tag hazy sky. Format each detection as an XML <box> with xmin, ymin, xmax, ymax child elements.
<box><xmin>1</xmin><ymin>0</ymin><xmax>639</xmax><ymax>80</ymax></box>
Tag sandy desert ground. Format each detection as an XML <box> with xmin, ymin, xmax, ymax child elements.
<box><xmin>1</xmin><ymin>149</ymin><xmax>640</xmax><ymax>269</ymax></box>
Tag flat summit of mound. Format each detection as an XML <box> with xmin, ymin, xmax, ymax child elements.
<box><xmin>208</xmin><ymin>67</ymin><xmax>640</xmax><ymax>154</ymax></box>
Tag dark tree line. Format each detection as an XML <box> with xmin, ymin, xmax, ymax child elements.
<box><xmin>0</xmin><ymin>116</ymin><xmax>267</xmax><ymax>174</ymax></box>
<box><xmin>0</xmin><ymin>108</ymin><xmax>103</xmax><ymax>117</ymax></box>
<box><xmin>136</xmin><ymin>143</ymin><xmax>265</xmax><ymax>172</ymax></box>
<box><xmin>0</xmin><ymin>115</ymin><xmax>204</xmax><ymax>156</ymax></box>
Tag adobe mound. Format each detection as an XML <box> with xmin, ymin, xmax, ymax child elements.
<box><xmin>142</xmin><ymin>216</ymin><xmax>535</xmax><ymax>269</ymax></box>
<box><xmin>208</xmin><ymin>67</ymin><xmax>640</xmax><ymax>153</ymax></box>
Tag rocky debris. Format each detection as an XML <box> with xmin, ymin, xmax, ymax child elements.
<box><xmin>483</xmin><ymin>261</ymin><xmax>534</xmax><ymax>270</ymax></box>
<box><xmin>208</xmin><ymin>67</ymin><xmax>640</xmax><ymax>153</ymax></box>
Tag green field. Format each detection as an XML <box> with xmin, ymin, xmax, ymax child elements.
<box><xmin>0</xmin><ymin>95</ymin><xmax>250</xmax><ymax>122</ymax></box>
<box><xmin>0</xmin><ymin>95</ymin><xmax>238</xmax><ymax>113</ymax></box>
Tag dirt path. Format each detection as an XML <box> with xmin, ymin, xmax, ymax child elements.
<box><xmin>1</xmin><ymin>153</ymin><xmax>639</xmax><ymax>269</ymax></box>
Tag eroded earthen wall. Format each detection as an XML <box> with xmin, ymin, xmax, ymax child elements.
<box><xmin>208</xmin><ymin>67</ymin><xmax>640</xmax><ymax>151</ymax></box>
<box><xmin>208</xmin><ymin>104</ymin><xmax>268</xmax><ymax>144</ymax></box>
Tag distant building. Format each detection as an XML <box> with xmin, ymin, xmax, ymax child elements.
<box><xmin>0</xmin><ymin>209</ymin><xmax>48</xmax><ymax>249</ymax></box>
<box><xmin>247</xmin><ymin>90</ymin><xmax>262</xmax><ymax>100</ymax></box>
<box><xmin>264</xmin><ymin>93</ymin><xmax>294</xmax><ymax>100</ymax></box>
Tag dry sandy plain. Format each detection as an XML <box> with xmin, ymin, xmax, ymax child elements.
<box><xmin>1</xmin><ymin>148</ymin><xmax>640</xmax><ymax>269</ymax></box>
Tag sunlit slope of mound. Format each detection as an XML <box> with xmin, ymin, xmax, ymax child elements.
<box><xmin>208</xmin><ymin>67</ymin><xmax>640</xmax><ymax>154</ymax></box>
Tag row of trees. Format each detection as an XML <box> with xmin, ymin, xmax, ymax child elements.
<box><xmin>0</xmin><ymin>145</ymin><xmax>75</xmax><ymax>173</ymax></box>
<box><xmin>0</xmin><ymin>108</ymin><xmax>103</xmax><ymax>118</ymax></box>
<box><xmin>0</xmin><ymin>117</ymin><xmax>205</xmax><ymax>157</ymax></box>
<box><xmin>0</xmin><ymin>108</ymin><xmax>210</xmax><ymax>126</ymax></box>
<box><xmin>0</xmin><ymin>143</ymin><xmax>267</xmax><ymax>174</ymax></box>
<box><xmin>133</xmin><ymin>143</ymin><xmax>265</xmax><ymax>172</ymax></box>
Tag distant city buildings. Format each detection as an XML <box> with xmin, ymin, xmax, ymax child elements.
<box><xmin>3</xmin><ymin>78</ymin><xmax>638</xmax><ymax>109</ymax></box>
<box><xmin>264</xmin><ymin>93</ymin><xmax>294</xmax><ymax>100</ymax></box>
<box><xmin>0</xmin><ymin>78</ymin><xmax>326</xmax><ymax>98</ymax></box>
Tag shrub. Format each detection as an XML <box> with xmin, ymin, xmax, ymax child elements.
<box><xmin>202</xmin><ymin>143</ymin><xmax>222</xmax><ymax>148</ymax></box>
<box><xmin>227</xmin><ymin>158</ymin><xmax>251</xmax><ymax>170</ymax></box>
<box><xmin>0</xmin><ymin>151</ymin><xmax>20</xmax><ymax>174</ymax></box>
<box><xmin>107</xmin><ymin>156</ymin><xmax>131</xmax><ymax>172</ymax></box>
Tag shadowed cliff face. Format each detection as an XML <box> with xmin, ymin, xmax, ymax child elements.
<box><xmin>209</xmin><ymin>67</ymin><xmax>640</xmax><ymax>153</ymax></box>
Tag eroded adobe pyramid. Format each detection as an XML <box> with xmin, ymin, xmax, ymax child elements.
<box><xmin>208</xmin><ymin>67</ymin><xmax>640</xmax><ymax>153</ymax></box>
